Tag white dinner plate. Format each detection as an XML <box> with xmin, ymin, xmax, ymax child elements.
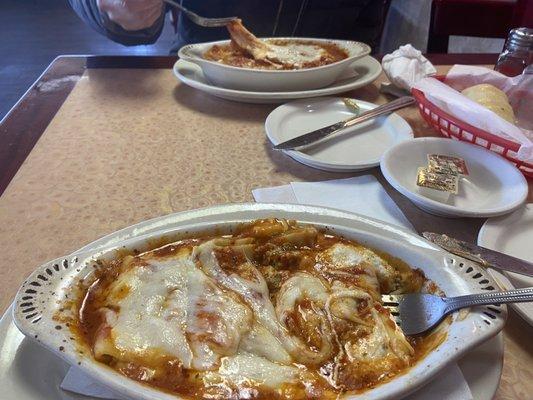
<box><xmin>478</xmin><ymin>204</ymin><xmax>533</xmax><ymax>325</ymax></box>
<box><xmin>381</xmin><ymin>137</ymin><xmax>528</xmax><ymax>218</ymax></box>
<box><xmin>0</xmin><ymin>203</ymin><xmax>504</xmax><ymax>400</ymax></box>
<box><xmin>173</xmin><ymin>56</ymin><xmax>382</xmax><ymax>104</ymax></box>
<box><xmin>265</xmin><ymin>97</ymin><xmax>413</xmax><ymax>171</ymax></box>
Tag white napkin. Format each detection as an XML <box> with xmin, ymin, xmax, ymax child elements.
<box><xmin>382</xmin><ymin>44</ymin><xmax>437</xmax><ymax>91</ymax></box>
<box><xmin>61</xmin><ymin>367</ymin><xmax>127</xmax><ymax>399</ymax></box>
<box><xmin>414</xmin><ymin>66</ymin><xmax>533</xmax><ymax>162</ymax></box>
<box><xmin>254</xmin><ymin>176</ymin><xmax>473</xmax><ymax>400</ymax></box>
<box><xmin>60</xmin><ymin>176</ymin><xmax>472</xmax><ymax>400</ymax></box>
<box><xmin>254</xmin><ymin>177</ymin><xmax>408</xmax><ymax>227</ymax></box>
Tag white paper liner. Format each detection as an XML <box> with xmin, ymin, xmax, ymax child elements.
<box><xmin>414</xmin><ymin>65</ymin><xmax>533</xmax><ymax>163</ymax></box>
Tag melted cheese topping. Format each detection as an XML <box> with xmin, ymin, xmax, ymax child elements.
<box><xmin>204</xmin><ymin>353</ymin><xmax>300</xmax><ymax>389</ymax></box>
<box><xmin>265</xmin><ymin>44</ymin><xmax>325</xmax><ymax>67</ymax></box>
<box><xmin>76</xmin><ymin>219</ymin><xmax>442</xmax><ymax>399</ymax></box>
<box><xmin>95</xmin><ymin>248</ymin><xmax>252</xmax><ymax>371</ymax></box>
<box><xmin>203</xmin><ymin>40</ymin><xmax>347</xmax><ymax>70</ymax></box>
<box><xmin>218</xmin><ymin>19</ymin><xmax>344</xmax><ymax>70</ymax></box>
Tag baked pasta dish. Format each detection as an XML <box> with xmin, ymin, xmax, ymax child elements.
<box><xmin>72</xmin><ymin>219</ymin><xmax>444</xmax><ymax>399</ymax></box>
<box><xmin>203</xmin><ymin>20</ymin><xmax>348</xmax><ymax>70</ymax></box>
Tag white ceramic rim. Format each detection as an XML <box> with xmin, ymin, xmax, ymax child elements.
<box><xmin>478</xmin><ymin>204</ymin><xmax>533</xmax><ymax>325</ymax></box>
<box><xmin>265</xmin><ymin>98</ymin><xmax>414</xmax><ymax>171</ymax></box>
<box><xmin>12</xmin><ymin>203</ymin><xmax>506</xmax><ymax>400</ymax></box>
<box><xmin>178</xmin><ymin>37</ymin><xmax>371</xmax><ymax>74</ymax></box>
<box><xmin>380</xmin><ymin>137</ymin><xmax>528</xmax><ymax>217</ymax></box>
<box><xmin>173</xmin><ymin>57</ymin><xmax>383</xmax><ymax>100</ymax></box>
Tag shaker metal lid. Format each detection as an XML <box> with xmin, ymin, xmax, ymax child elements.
<box><xmin>508</xmin><ymin>27</ymin><xmax>533</xmax><ymax>50</ymax></box>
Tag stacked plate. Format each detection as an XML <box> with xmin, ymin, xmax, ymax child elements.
<box><xmin>478</xmin><ymin>204</ymin><xmax>533</xmax><ymax>326</ymax></box>
<box><xmin>174</xmin><ymin>56</ymin><xmax>382</xmax><ymax>104</ymax></box>
<box><xmin>174</xmin><ymin>37</ymin><xmax>382</xmax><ymax>103</ymax></box>
<box><xmin>265</xmin><ymin>97</ymin><xmax>413</xmax><ymax>171</ymax></box>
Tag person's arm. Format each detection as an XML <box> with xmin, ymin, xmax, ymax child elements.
<box><xmin>68</xmin><ymin>0</ymin><xmax>166</xmax><ymax>46</ymax></box>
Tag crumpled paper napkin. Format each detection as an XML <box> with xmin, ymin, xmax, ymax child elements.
<box><xmin>382</xmin><ymin>44</ymin><xmax>437</xmax><ymax>91</ymax></box>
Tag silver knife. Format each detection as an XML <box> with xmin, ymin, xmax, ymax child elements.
<box><xmin>423</xmin><ymin>232</ymin><xmax>533</xmax><ymax>278</ymax></box>
<box><xmin>273</xmin><ymin>96</ymin><xmax>415</xmax><ymax>151</ymax></box>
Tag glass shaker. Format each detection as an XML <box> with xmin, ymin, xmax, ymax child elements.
<box><xmin>495</xmin><ymin>27</ymin><xmax>533</xmax><ymax>76</ymax></box>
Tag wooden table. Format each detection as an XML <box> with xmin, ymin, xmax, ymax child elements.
<box><xmin>0</xmin><ymin>54</ymin><xmax>531</xmax><ymax>399</ymax></box>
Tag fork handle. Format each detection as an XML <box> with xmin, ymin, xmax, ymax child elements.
<box><xmin>443</xmin><ymin>287</ymin><xmax>533</xmax><ymax>313</ymax></box>
<box><xmin>344</xmin><ymin>96</ymin><xmax>415</xmax><ymax>128</ymax></box>
<box><xmin>163</xmin><ymin>0</ymin><xmax>197</xmax><ymax>18</ymax></box>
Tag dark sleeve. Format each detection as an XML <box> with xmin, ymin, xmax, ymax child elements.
<box><xmin>68</xmin><ymin>0</ymin><xmax>166</xmax><ymax>46</ymax></box>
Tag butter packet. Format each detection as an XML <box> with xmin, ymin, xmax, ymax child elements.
<box><xmin>427</xmin><ymin>154</ymin><xmax>469</xmax><ymax>176</ymax></box>
<box><xmin>416</xmin><ymin>167</ymin><xmax>459</xmax><ymax>194</ymax></box>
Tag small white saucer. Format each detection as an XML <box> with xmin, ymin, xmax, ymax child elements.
<box><xmin>173</xmin><ymin>56</ymin><xmax>382</xmax><ymax>104</ymax></box>
<box><xmin>265</xmin><ymin>97</ymin><xmax>413</xmax><ymax>172</ymax></box>
<box><xmin>478</xmin><ymin>204</ymin><xmax>533</xmax><ymax>326</ymax></box>
<box><xmin>380</xmin><ymin>137</ymin><xmax>528</xmax><ymax>218</ymax></box>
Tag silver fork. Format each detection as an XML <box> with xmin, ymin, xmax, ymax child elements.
<box><xmin>382</xmin><ymin>287</ymin><xmax>533</xmax><ymax>336</ymax></box>
<box><xmin>163</xmin><ymin>0</ymin><xmax>238</xmax><ymax>27</ymax></box>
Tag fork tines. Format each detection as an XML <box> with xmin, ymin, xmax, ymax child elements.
<box><xmin>381</xmin><ymin>294</ymin><xmax>402</xmax><ymax>325</ymax></box>
<box><xmin>200</xmin><ymin>16</ymin><xmax>239</xmax><ymax>27</ymax></box>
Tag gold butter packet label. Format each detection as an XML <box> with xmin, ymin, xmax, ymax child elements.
<box><xmin>417</xmin><ymin>167</ymin><xmax>459</xmax><ymax>194</ymax></box>
<box><xmin>427</xmin><ymin>154</ymin><xmax>469</xmax><ymax>175</ymax></box>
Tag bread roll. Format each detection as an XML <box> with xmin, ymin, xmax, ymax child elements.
<box><xmin>461</xmin><ymin>84</ymin><xmax>516</xmax><ymax>124</ymax></box>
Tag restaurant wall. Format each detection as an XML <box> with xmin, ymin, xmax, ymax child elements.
<box><xmin>381</xmin><ymin>0</ymin><xmax>506</xmax><ymax>53</ymax></box>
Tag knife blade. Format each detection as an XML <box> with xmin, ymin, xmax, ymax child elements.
<box><xmin>423</xmin><ymin>232</ymin><xmax>533</xmax><ymax>278</ymax></box>
<box><xmin>273</xmin><ymin>96</ymin><xmax>415</xmax><ymax>151</ymax></box>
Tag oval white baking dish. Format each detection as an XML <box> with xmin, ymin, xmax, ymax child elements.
<box><xmin>13</xmin><ymin>203</ymin><xmax>505</xmax><ymax>400</ymax></box>
<box><xmin>178</xmin><ymin>38</ymin><xmax>371</xmax><ymax>91</ymax></box>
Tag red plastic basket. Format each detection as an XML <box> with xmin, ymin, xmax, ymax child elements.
<box><xmin>411</xmin><ymin>78</ymin><xmax>533</xmax><ymax>177</ymax></box>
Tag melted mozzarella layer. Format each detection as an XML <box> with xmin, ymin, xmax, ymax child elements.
<box><xmin>87</xmin><ymin>224</ymin><xmax>430</xmax><ymax>397</ymax></box>
<box><xmin>194</xmin><ymin>240</ymin><xmax>333</xmax><ymax>366</ymax></box>
<box><xmin>204</xmin><ymin>352</ymin><xmax>300</xmax><ymax>389</ymax></box>
<box><xmin>319</xmin><ymin>243</ymin><xmax>399</xmax><ymax>294</ymax></box>
<box><xmin>99</xmin><ymin>248</ymin><xmax>252</xmax><ymax>370</ymax></box>
<box><xmin>265</xmin><ymin>44</ymin><xmax>325</xmax><ymax>67</ymax></box>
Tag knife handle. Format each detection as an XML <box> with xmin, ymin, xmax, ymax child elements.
<box><xmin>343</xmin><ymin>96</ymin><xmax>415</xmax><ymax>128</ymax></box>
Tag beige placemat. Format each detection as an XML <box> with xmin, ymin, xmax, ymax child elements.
<box><xmin>0</xmin><ymin>65</ymin><xmax>531</xmax><ymax>399</ymax></box>
<box><xmin>0</xmin><ymin>66</ymin><xmax>431</xmax><ymax>313</ymax></box>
